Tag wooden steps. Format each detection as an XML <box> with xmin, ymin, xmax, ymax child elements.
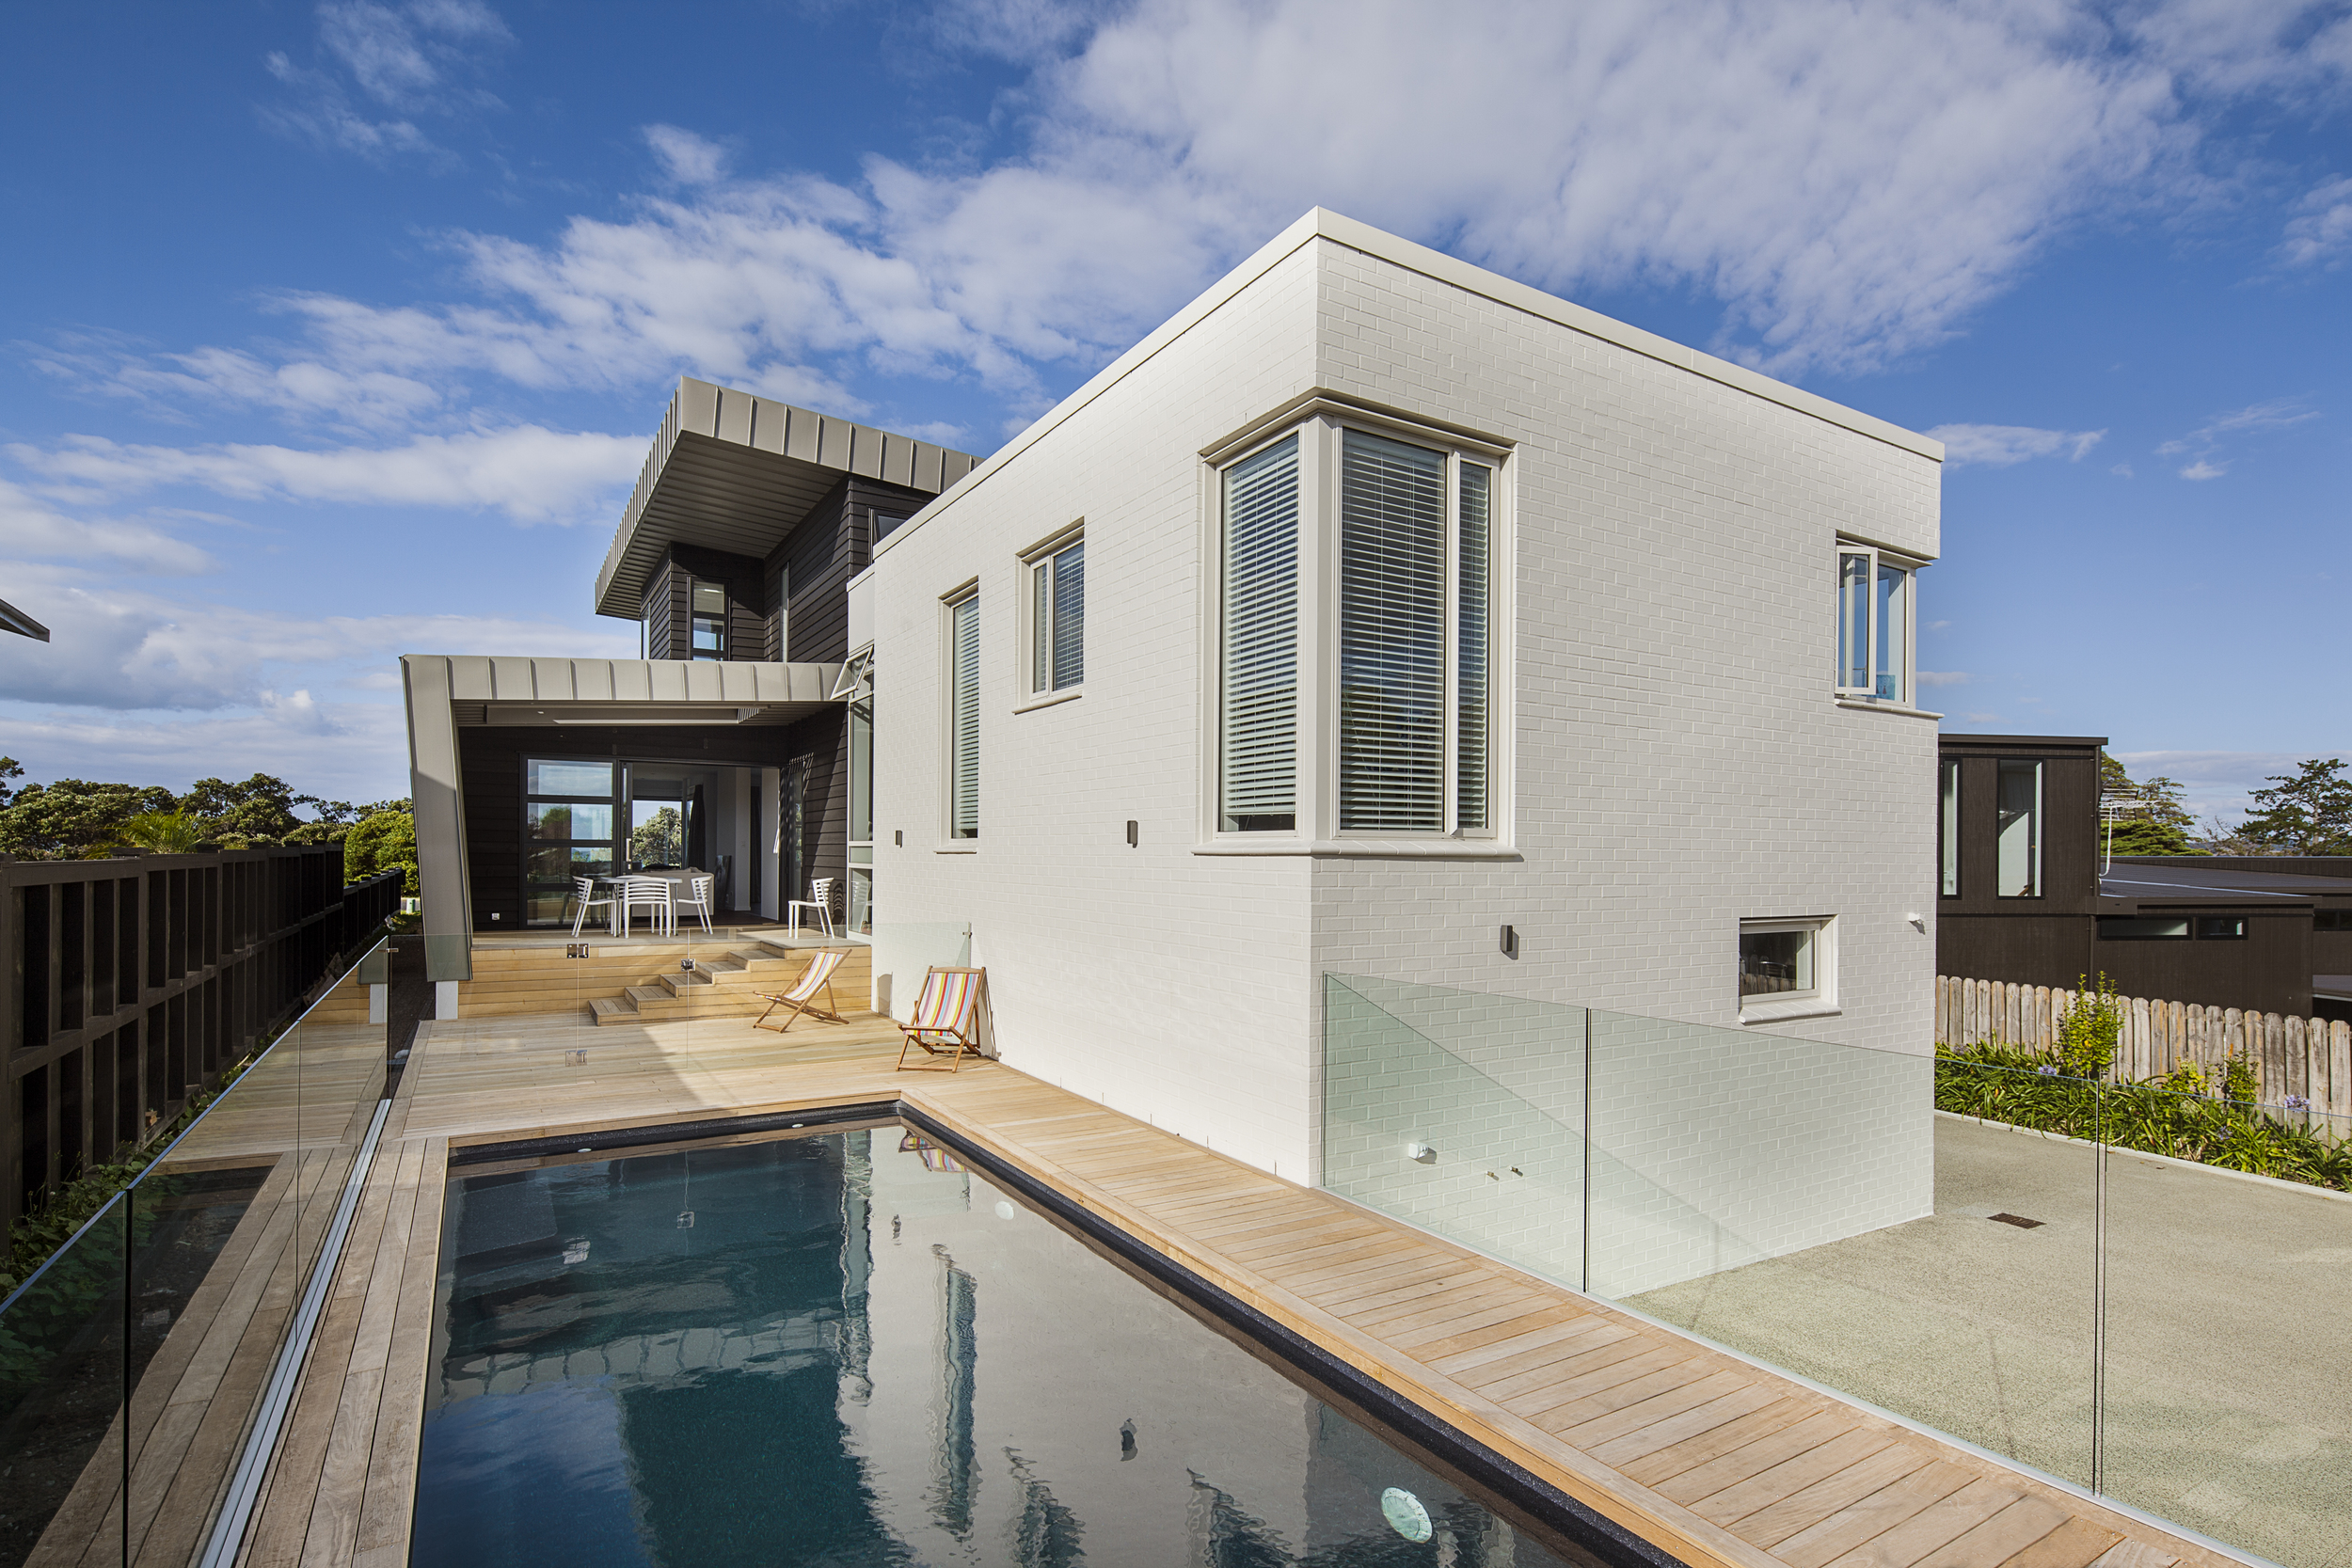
<box><xmin>451</xmin><ymin>936</ymin><xmax>870</xmax><ymax>1023</ymax></box>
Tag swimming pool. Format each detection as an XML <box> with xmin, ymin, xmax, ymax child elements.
<box><xmin>413</xmin><ymin>1121</ymin><xmax>1614</xmax><ymax>1566</ymax></box>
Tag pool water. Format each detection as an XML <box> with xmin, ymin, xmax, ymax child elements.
<box><xmin>414</xmin><ymin>1126</ymin><xmax>1591</xmax><ymax>1567</ymax></box>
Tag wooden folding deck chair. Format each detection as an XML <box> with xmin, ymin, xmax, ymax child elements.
<box><xmin>895</xmin><ymin>965</ymin><xmax>986</xmax><ymax>1071</ymax></box>
<box><xmin>753</xmin><ymin>947</ymin><xmax>849</xmax><ymax>1033</ymax></box>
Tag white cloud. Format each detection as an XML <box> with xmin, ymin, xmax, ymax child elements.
<box><xmin>2278</xmin><ymin>175</ymin><xmax>2352</xmax><ymax>269</ymax></box>
<box><xmin>259</xmin><ymin>0</ymin><xmax>511</xmax><ymax>165</ymax></box>
<box><xmin>1916</xmin><ymin>671</ymin><xmax>1972</xmax><ymax>687</ymax></box>
<box><xmin>129</xmin><ymin>0</ymin><xmax>2332</xmax><ymax>429</ymax></box>
<box><xmin>1928</xmin><ymin>423</ymin><xmax>2106</xmax><ymax>467</ymax></box>
<box><xmin>5</xmin><ymin>425</ymin><xmax>643</xmax><ymax>523</ymax></box>
<box><xmin>0</xmin><ymin>575</ymin><xmax>633</xmax><ymax>712</ymax></box>
<box><xmin>645</xmin><ymin>125</ymin><xmax>729</xmax><ymax>186</ymax></box>
<box><xmin>2154</xmin><ymin>397</ymin><xmax>2318</xmax><ymax>479</ymax></box>
<box><xmin>2111</xmin><ymin>462</ymin><xmax>2135</xmax><ymax>477</ymax></box>
<box><xmin>0</xmin><ymin>700</ymin><xmax>413</xmax><ymax>803</ymax></box>
<box><xmin>0</xmin><ymin>479</ymin><xmax>217</xmax><ymax>575</ymax></box>
<box><xmin>25</xmin><ymin>332</ymin><xmax>445</xmax><ymax>433</ymax></box>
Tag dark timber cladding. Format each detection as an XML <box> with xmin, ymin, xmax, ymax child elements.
<box><xmin>0</xmin><ymin>847</ymin><xmax>402</xmax><ymax>1226</ymax></box>
<box><xmin>596</xmin><ymin>376</ymin><xmax>979</xmax><ymax>622</ymax></box>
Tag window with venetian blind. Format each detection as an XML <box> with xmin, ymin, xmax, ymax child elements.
<box><xmin>947</xmin><ymin>593</ymin><xmax>980</xmax><ymax>839</ymax></box>
<box><xmin>1214</xmin><ymin>417</ymin><xmax>1499</xmax><ymax>841</ymax></box>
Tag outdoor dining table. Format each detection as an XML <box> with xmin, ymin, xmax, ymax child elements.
<box><xmin>596</xmin><ymin>869</ymin><xmax>707</xmax><ymax>936</ymax></box>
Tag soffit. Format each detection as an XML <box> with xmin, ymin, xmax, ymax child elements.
<box><xmin>594</xmin><ymin>377</ymin><xmax>980</xmax><ymax>619</ymax></box>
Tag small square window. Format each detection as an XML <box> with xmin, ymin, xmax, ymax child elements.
<box><xmin>1739</xmin><ymin>918</ymin><xmax>1836</xmax><ymax>1020</ymax></box>
<box><xmin>2316</xmin><ymin>910</ymin><xmax>2352</xmax><ymax>933</ymax></box>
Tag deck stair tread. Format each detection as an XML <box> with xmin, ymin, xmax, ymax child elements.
<box><xmin>218</xmin><ymin>1011</ymin><xmax>2235</xmax><ymax>1568</ymax></box>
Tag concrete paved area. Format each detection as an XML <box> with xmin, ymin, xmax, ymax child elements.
<box><xmin>1627</xmin><ymin>1117</ymin><xmax>2352</xmax><ymax>1568</ymax></box>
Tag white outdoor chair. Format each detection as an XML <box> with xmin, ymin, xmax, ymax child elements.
<box><xmin>618</xmin><ymin>876</ymin><xmax>675</xmax><ymax>938</ymax></box>
<box><xmin>569</xmin><ymin>875</ymin><xmax>614</xmax><ymax>939</ymax></box>
<box><xmin>786</xmin><ymin>876</ymin><xmax>835</xmax><ymax>938</ymax></box>
<box><xmin>673</xmin><ymin>873</ymin><xmax>715</xmax><ymax>934</ymax></box>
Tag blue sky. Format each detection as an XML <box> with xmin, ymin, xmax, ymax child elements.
<box><xmin>1</xmin><ymin>0</ymin><xmax>2346</xmax><ymax>823</ymax></box>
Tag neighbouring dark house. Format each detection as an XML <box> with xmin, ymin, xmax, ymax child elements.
<box><xmin>1937</xmin><ymin>733</ymin><xmax>2352</xmax><ymax>1020</ymax></box>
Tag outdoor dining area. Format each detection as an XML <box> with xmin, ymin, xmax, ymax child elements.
<box><xmin>564</xmin><ymin>871</ymin><xmax>843</xmax><ymax>939</ymax></box>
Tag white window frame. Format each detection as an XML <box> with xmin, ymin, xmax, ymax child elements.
<box><xmin>939</xmin><ymin>582</ymin><xmax>981</xmax><ymax>848</ymax></box>
<box><xmin>1835</xmin><ymin>541</ymin><xmax>1920</xmax><ymax>705</ymax></box>
<box><xmin>1195</xmin><ymin>400</ymin><xmax>1517</xmax><ymax>858</ymax></box>
<box><xmin>1015</xmin><ymin>520</ymin><xmax>1086</xmax><ymax>712</ymax></box>
<box><xmin>1738</xmin><ymin>916</ymin><xmax>1839</xmax><ymax>1025</ymax></box>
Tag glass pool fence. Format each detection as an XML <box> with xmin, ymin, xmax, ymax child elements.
<box><xmin>0</xmin><ymin>937</ymin><xmax>393</xmax><ymax>1568</ymax></box>
<box><xmin>1321</xmin><ymin>972</ymin><xmax>2352</xmax><ymax>1568</ymax></box>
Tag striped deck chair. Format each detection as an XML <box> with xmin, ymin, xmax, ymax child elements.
<box><xmin>895</xmin><ymin>966</ymin><xmax>986</xmax><ymax>1072</ymax></box>
<box><xmin>753</xmin><ymin>947</ymin><xmax>849</xmax><ymax>1033</ymax></box>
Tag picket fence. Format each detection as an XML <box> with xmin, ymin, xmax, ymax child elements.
<box><xmin>1933</xmin><ymin>974</ymin><xmax>2352</xmax><ymax>1121</ymax></box>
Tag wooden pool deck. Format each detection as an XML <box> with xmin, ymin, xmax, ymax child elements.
<box><xmin>232</xmin><ymin>1008</ymin><xmax>2225</xmax><ymax>1568</ymax></box>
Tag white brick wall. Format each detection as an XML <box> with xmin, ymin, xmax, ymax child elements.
<box><xmin>867</xmin><ymin>219</ymin><xmax>1941</xmax><ymax>1234</ymax></box>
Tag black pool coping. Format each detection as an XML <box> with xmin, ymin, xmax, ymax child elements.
<box><xmin>445</xmin><ymin>1096</ymin><xmax>1690</xmax><ymax>1568</ymax></box>
<box><xmin>446</xmin><ymin>1100</ymin><xmax>900</xmax><ymax>1166</ymax></box>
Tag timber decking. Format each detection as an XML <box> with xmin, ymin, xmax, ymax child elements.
<box><xmin>235</xmin><ymin>1009</ymin><xmax>2226</xmax><ymax>1568</ymax></box>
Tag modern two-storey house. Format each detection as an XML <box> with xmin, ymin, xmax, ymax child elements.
<box><xmin>856</xmin><ymin>210</ymin><xmax>1946</xmax><ymax>1189</ymax></box>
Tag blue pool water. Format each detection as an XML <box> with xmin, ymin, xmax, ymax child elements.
<box><xmin>413</xmin><ymin>1126</ymin><xmax>1591</xmax><ymax>1567</ymax></box>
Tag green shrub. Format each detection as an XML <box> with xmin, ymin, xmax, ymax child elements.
<box><xmin>1935</xmin><ymin>1043</ymin><xmax>2352</xmax><ymax>1193</ymax></box>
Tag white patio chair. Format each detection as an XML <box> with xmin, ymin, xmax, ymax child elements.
<box><xmin>568</xmin><ymin>875</ymin><xmax>615</xmax><ymax>940</ymax></box>
<box><xmin>673</xmin><ymin>873</ymin><xmax>715</xmax><ymax>934</ymax></box>
<box><xmin>786</xmin><ymin>876</ymin><xmax>835</xmax><ymax>938</ymax></box>
<box><xmin>618</xmin><ymin>875</ymin><xmax>675</xmax><ymax>938</ymax></box>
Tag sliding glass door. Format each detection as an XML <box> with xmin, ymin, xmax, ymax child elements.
<box><xmin>524</xmin><ymin>758</ymin><xmax>619</xmax><ymax>927</ymax></box>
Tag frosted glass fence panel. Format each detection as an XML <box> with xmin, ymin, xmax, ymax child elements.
<box><xmin>1584</xmin><ymin>1008</ymin><xmax>1931</xmax><ymax>1298</ymax></box>
<box><xmin>1322</xmin><ymin>974</ymin><xmax>1586</xmax><ymax>1287</ymax></box>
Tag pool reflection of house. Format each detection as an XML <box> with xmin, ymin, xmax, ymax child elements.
<box><xmin>403</xmin><ymin>381</ymin><xmax>977</xmax><ymax>995</ymax></box>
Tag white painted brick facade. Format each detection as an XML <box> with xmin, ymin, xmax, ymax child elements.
<box><xmin>866</xmin><ymin>214</ymin><xmax>1942</xmax><ymax>1258</ymax></box>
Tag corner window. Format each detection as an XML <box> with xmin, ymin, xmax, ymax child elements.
<box><xmin>1219</xmin><ymin>436</ymin><xmax>1300</xmax><ymax>832</ymax></box>
<box><xmin>1739</xmin><ymin>917</ymin><xmax>1836</xmax><ymax>1019</ymax></box>
<box><xmin>1028</xmin><ymin>536</ymin><xmax>1085</xmax><ymax>693</ymax></box>
<box><xmin>1939</xmin><ymin>758</ymin><xmax>1961</xmax><ymax>897</ymax></box>
<box><xmin>1996</xmin><ymin>759</ymin><xmax>2042</xmax><ymax>897</ymax></box>
<box><xmin>1836</xmin><ymin>544</ymin><xmax>1915</xmax><ymax>704</ymax></box>
<box><xmin>1333</xmin><ymin>430</ymin><xmax>1495</xmax><ymax>836</ymax></box>
<box><xmin>691</xmin><ymin>580</ymin><xmax>727</xmax><ymax>660</ymax></box>
<box><xmin>946</xmin><ymin>592</ymin><xmax>980</xmax><ymax>839</ymax></box>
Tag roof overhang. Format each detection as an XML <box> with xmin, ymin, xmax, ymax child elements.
<box><xmin>594</xmin><ymin>377</ymin><xmax>979</xmax><ymax>620</ymax></box>
<box><xmin>0</xmin><ymin>596</ymin><xmax>50</xmax><ymax>641</ymax></box>
<box><xmin>404</xmin><ymin>655</ymin><xmax>847</xmax><ymax>730</ymax></box>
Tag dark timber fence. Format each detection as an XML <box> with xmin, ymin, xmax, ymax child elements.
<box><xmin>1</xmin><ymin>847</ymin><xmax>402</xmax><ymax>1227</ymax></box>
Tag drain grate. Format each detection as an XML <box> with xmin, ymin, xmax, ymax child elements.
<box><xmin>1988</xmin><ymin>1212</ymin><xmax>2045</xmax><ymax>1228</ymax></box>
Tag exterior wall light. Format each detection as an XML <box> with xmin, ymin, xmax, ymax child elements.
<box><xmin>1406</xmin><ymin>1143</ymin><xmax>1436</xmax><ymax>1164</ymax></box>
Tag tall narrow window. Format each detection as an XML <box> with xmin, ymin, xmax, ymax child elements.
<box><xmin>1457</xmin><ymin>462</ymin><xmax>1492</xmax><ymax>832</ymax></box>
<box><xmin>1339</xmin><ymin>430</ymin><xmax>1447</xmax><ymax>833</ymax></box>
<box><xmin>948</xmin><ymin>594</ymin><xmax>980</xmax><ymax>839</ymax></box>
<box><xmin>1836</xmin><ymin>545</ymin><xmax>1914</xmax><ymax>703</ymax></box>
<box><xmin>1939</xmin><ymin>758</ymin><xmax>1961</xmax><ymax>896</ymax></box>
<box><xmin>691</xmin><ymin>581</ymin><xmax>727</xmax><ymax>660</ymax></box>
<box><xmin>1220</xmin><ymin>436</ymin><xmax>1299</xmax><ymax>832</ymax></box>
<box><xmin>1996</xmin><ymin>759</ymin><xmax>2042</xmax><ymax>897</ymax></box>
<box><xmin>1030</xmin><ymin>540</ymin><xmax>1085</xmax><ymax>692</ymax></box>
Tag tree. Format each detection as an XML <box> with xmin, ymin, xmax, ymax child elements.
<box><xmin>119</xmin><ymin>811</ymin><xmax>204</xmax><ymax>853</ymax></box>
<box><xmin>0</xmin><ymin>756</ymin><xmax>22</xmax><ymax>812</ymax></box>
<box><xmin>2235</xmin><ymin>757</ymin><xmax>2352</xmax><ymax>856</ymax></box>
<box><xmin>343</xmin><ymin>810</ymin><xmax>419</xmax><ymax>894</ymax></box>
<box><xmin>0</xmin><ymin>779</ymin><xmax>180</xmax><ymax>858</ymax></box>
<box><xmin>2097</xmin><ymin>752</ymin><xmax>2201</xmax><ymax>857</ymax></box>
<box><xmin>632</xmin><ymin>806</ymin><xmax>683</xmax><ymax>866</ymax></box>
